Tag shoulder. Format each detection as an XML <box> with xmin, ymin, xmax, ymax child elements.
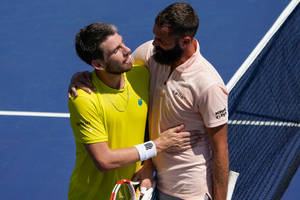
<box><xmin>126</xmin><ymin>65</ymin><xmax>150</xmax><ymax>89</ymax></box>
<box><xmin>186</xmin><ymin>55</ymin><xmax>226</xmax><ymax>96</ymax></box>
<box><xmin>128</xmin><ymin>65</ymin><xmax>150</xmax><ymax>77</ymax></box>
<box><xmin>132</xmin><ymin>40</ymin><xmax>154</xmax><ymax>66</ymax></box>
<box><xmin>68</xmin><ymin>90</ymin><xmax>99</xmax><ymax>113</ymax></box>
<box><xmin>134</xmin><ymin>40</ymin><xmax>153</xmax><ymax>53</ymax></box>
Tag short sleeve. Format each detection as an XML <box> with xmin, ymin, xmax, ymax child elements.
<box><xmin>132</xmin><ymin>40</ymin><xmax>153</xmax><ymax>68</ymax></box>
<box><xmin>68</xmin><ymin>90</ymin><xmax>107</xmax><ymax>144</ymax></box>
<box><xmin>197</xmin><ymin>84</ymin><xmax>228</xmax><ymax>128</ymax></box>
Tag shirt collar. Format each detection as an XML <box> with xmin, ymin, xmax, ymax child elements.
<box><xmin>175</xmin><ymin>39</ymin><xmax>200</xmax><ymax>73</ymax></box>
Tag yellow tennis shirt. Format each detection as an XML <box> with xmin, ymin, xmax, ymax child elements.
<box><xmin>68</xmin><ymin>65</ymin><xmax>149</xmax><ymax>200</ymax></box>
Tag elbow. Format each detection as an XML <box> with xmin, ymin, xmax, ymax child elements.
<box><xmin>94</xmin><ymin>159</ymin><xmax>117</xmax><ymax>172</ymax></box>
<box><xmin>84</xmin><ymin>143</ymin><xmax>120</xmax><ymax>172</ymax></box>
<box><xmin>95</xmin><ymin>163</ymin><xmax>109</xmax><ymax>172</ymax></box>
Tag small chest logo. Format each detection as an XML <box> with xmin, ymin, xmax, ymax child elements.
<box><xmin>172</xmin><ymin>89</ymin><xmax>185</xmax><ymax>100</ymax></box>
<box><xmin>138</xmin><ymin>99</ymin><xmax>143</xmax><ymax>106</ymax></box>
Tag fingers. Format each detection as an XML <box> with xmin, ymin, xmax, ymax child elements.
<box><xmin>165</xmin><ymin>131</ymin><xmax>201</xmax><ymax>152</ymax></box>
<box><xmin>179</xmin><ymin>133</ymin><xmax>200</xmax><ymax>146</ymax></box>
<box><xmin>175</xmin><ymin>124</ymin><xmax>184</xmax><ymax>132</ymax></box>
<box><xmin>71</xmin><ymin>87</ymin><xmax>78</xmax><ymax>97</ymax></box>
<box><xmin>140</xmin><ymin>178</ymin><xmax>152</xmax><ymax>189</ymax></box>
<box><xmin>81</xmin><ymin>86</ymin><xmax>92</xmax><ymax>94</ymax></box>
<box><xmin>181</xmin><ymin>132</ymin><xmax>200</xmax><ymax>141</ymax></box>
<box><xmin>69</xmin><ymin>71</ymin><xmax>94</xmax><ymax>94</ymax></box>
<box><xmin>68</xmin><ymin>86</ymin><xmax>92</xmax><ymax>99</ymax></box>
<box><xmin>169</xmin><ymin>124</ymin><xmax>184</xmax><ymax>133</ymax></box>
<box><xmin>67</xmin><ymin>86</ymin><xmax>78</xmax><ymax>98</ymax></box>
<box><xmin>178</xmin><ymin>131</ymin><xmax>196</xmax><ymax>137</ymax></box>
<box><xmin>90</xmin><ymin>84</ymin><xmax>96</xmax><ymax>92</ymax></box>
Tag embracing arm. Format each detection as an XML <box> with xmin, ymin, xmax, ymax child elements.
<box><xmin>85</xmin><ymin>142</ymin><xmax>140</xmax><ymax>172</ymax></box>
<box><xmin>85</xmin><ymin>124</ymin><xmax>196</xmax><ymax>172</ymax></box>
<box><xmin>69</xmin><ymin>89</ymin><xmax>198</xmax><ymax>173</ymax></box>
<box><xmin>207</xmin><ymin>124</ymin><xmax>229</xmax><ymax>200</ymax></box>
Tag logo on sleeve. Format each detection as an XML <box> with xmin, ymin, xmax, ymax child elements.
<box><xmin>215</xmin><ymin>108</ymin><xmax>227</xmax><ymax>119</ymax></box>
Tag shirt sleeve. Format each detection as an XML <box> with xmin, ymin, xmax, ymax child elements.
<box><xmin>197</xmin><ymin>84</ymin><xmax>228</xmax><ymax>128</ymax></box>
<box><xmin>132</xmin><ymin>40</ymin><xmax>154</xmax><ymax>69</ymax></box>
<box><xmin>68</xmin><ymin>90</ymin><xmax>108</xmax><ymax>144</ymax></box>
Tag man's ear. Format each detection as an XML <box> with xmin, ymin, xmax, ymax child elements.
<box><xmin>91</xmin><ymin>59</ymin><xmax>104</xmax><ymax>71</ymax></box>
<box><xmin>179</xmin><ymin>36</ymin><xmax>192</xmax><ymax>48</ymax></box>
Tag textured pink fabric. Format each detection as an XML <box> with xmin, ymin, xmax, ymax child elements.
<box><xmin>133</xmin><ymin>40</ymin><xmax>228</xmax><ymax>199</ymax></box>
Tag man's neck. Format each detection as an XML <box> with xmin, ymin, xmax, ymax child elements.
<box><xmin>171</xmin><ymin>38</ymin><xmax>197</xmax><ymax>70</ymax></box>
<box><xmin>96</xmin><ymin>70</ymin><xmax>125</xmax><ymax>90</ymax></box>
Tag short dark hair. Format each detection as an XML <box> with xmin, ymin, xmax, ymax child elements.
<box><xmin>155</xmin><ymin>2</ymin><xmax>199</xmax><ymax>37</ymax></box>
<box><xmin>75</xmin><ymin>22</ymin><xmax>117</xmax><ymax>65</ymax></box>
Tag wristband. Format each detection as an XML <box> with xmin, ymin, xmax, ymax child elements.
<box><xmin>134</xmin><ymin>141</ymin><xmax>157</xmax><ymax>161</ymax></box>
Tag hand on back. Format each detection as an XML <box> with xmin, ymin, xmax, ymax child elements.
<box><xmin>68</xmin><ymin>71</ymin><xmax>95</xmax><ymax>98</ymax></box>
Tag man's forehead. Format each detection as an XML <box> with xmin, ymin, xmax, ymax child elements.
<box><xmin>153</xmin><ymin>24</ymin><xmax>171</xmax><ymax>35</ymax></box>
<box><xmin>100</xmin><ymin>33</ymin><xmax>122</xmax><ymax>51</ymax></box>
<box><xmin>153</xmin><ymin>24</ymin><xmax>178</xmax><ymax>42</ymax></box>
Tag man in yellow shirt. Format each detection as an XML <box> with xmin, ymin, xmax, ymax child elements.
<box><xmin>68</xmin><ymin>22</ymin><xmax>195</xmax><ymax>200</ymax></box>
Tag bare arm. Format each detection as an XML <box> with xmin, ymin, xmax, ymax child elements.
<box><xmin>207</xmin><ymin>124</ymin><xmax>229</xmax><ymax>200</ymax></box>
<box><xmin>85</xmin><ymin>142</ymin><xmax>140</xmax><ymax>172</ymax></box>
<box><xmin>85</xmin><ymin>124</ymin><xmax>196</xmax><ymax>172</ymax></box>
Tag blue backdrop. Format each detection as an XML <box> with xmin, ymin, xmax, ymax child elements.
<box><xmin>0</xmin><ymin>0</ymin><xmax>298</xmax><ymax>199</ymax></box>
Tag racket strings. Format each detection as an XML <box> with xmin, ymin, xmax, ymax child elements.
<box><xmin>110</xmin><ymin>179</ymin><xmax>140</xmax><ymax>200</ymax></box>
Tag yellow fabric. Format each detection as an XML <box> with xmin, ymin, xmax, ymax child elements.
<box><xmin>68</xmin><ymin>65</ymin><xmax>149</xmax><ymax>200</ymax></box>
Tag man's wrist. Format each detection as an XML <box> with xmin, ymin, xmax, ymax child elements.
<box><xmin>153</xmin><ymin>138</ymin><xmax>164</xmax><ymax>153</ymax></box>
<box><xmin>134</xmin><ymin>141</ymin><xmax>157</xmax><ymax>161</ymax></box>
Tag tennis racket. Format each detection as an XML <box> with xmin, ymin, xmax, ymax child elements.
<box><xmin>110</xmin><ymin>179</ymin><xmax>156</xmax><ymax>200</ymax></box>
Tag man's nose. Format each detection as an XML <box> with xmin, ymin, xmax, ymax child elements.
<box><xmin>122</xmin><ymin>44</ymin><xmax>131</xmax><ymax>55</ymax></box>
<box><xmin>152</xmin><ymin>39</ymin><xmax>158</xmax><ymax>47</ymax></box>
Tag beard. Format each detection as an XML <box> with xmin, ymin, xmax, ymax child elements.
<box><xmin>105</xmin><ymin>57</ymin><xmax>132</xmax><ymax>75</ymax></box>
<box><xmin>153</xmin><ymin>42</ymin><xmax>183</xmax><ymax>66</ymax></box>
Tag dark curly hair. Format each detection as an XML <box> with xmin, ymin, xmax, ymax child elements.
<box><xmin>155</xmin><ymin>2</ymin><xmax>199</xmax><ymax>37</ymax></box>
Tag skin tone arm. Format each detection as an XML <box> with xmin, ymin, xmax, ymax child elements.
<box><xmin>68</xmin><ymin>71</ymin><xmax>95</xmax><ymax>98</ymax></box>
<box><xmin>207</xmin><ymin>124</ymin><xmax>229</xmax><ymax>200</ymax></box>
<box><xmin>85</xmin><ymin>124</ymin><xmax>198</xmax><ymax>172</ymax></box>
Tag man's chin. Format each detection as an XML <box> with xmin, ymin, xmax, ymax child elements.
<box><xmin>153</xmin><ymin>54</ymin><xmax>173</xmax><ymax>65</ymax></box>
<box><xmin>109</xmin><ymin>64</ymin><xmax>132</xmax><ymax>75</ymax></box>
<box><xmin>124</xmin><ymin>66</ymin><xmax>132</xmax><ymax>73</ymax></box>
<box><xmin>124</xmin><ymin>62</ymin><xmax>132</xmax><ymax>71</ymax></box>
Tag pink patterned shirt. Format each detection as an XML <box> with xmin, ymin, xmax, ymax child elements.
<box><xmin>133</xmin><ymin>40</ymin><xmax>228</xmax><ymax>200</ymax></box>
